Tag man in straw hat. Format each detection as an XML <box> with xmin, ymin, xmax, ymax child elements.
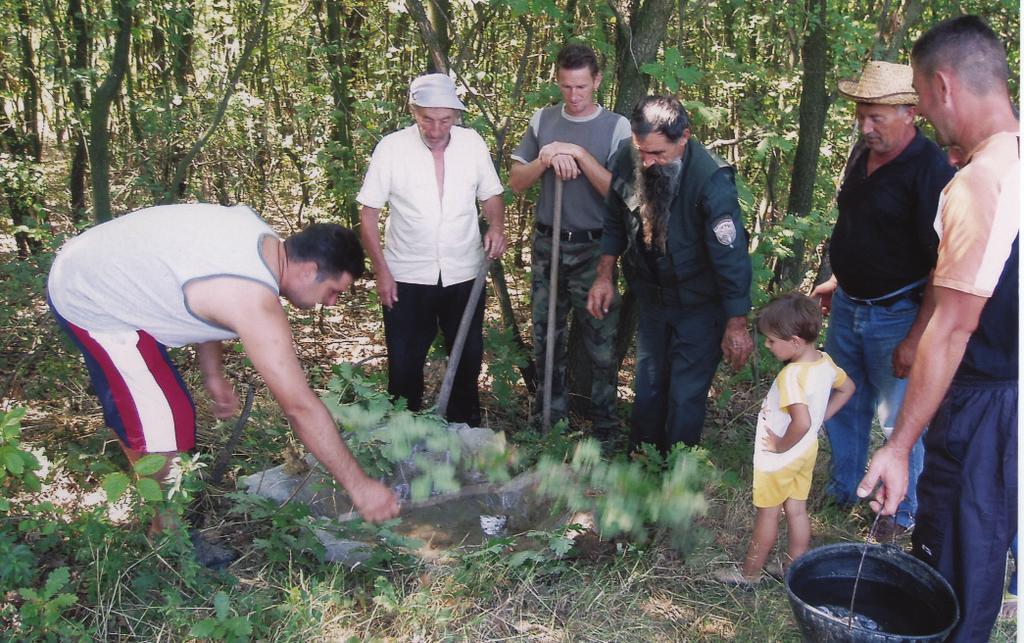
<box><xmin>810</xmin><ymin>60</ymin><xmax>954</xmax><ymax>539</ymax></box>
<box><xmin>859</xmin><ymin>16</ymin><xmax>1018</xmax><ymax>641</ymax></box>
<box><xmin>358</xmin><ymin>73</ymin><xmax>507</xmax><ymax>426</ymax></box>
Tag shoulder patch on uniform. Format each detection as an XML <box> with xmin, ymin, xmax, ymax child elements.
<box><xmin>712</xmin><ymin>216</ymin><xmax>737</xmax><ymax>246</ymax></box>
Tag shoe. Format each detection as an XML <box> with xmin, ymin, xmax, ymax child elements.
<box><xmin>871</xmin><ymin>516</ymin><xmax>911</xmax><ymax>542</ymax></box>
<box><xmin>1000</xmin><ymin>595</ymin><xmax>1017</xmax><ymax>620</ymax></box>
<box><xmin>713</xmin><ymin>568</ymin><xmax>759</xmax><ymax>590</ymax></box>
<box><xmin>764</xmin><ymin>562</ymin><xmax>785</xmax><ymax>582</ymax></box>
<box><xmin>189</xmin><ymin>529</ymin><xmax>238</xmax><ymax>570</ymax></box>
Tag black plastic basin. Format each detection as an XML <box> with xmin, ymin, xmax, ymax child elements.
<box><xmin>785</xmin><ymin>543</ymin><xmax>959</xmax><ymax>642</ymax></box>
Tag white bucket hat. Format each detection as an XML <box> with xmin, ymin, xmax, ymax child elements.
<box><xmin>838</xmin><ymin>61</ymin><xmax>918</xmax><ymax>105</ymax></box>
<box><xmin>409</xmin><ymin>73</ymin><xmax>466</xmax><ymax>111</ymax></box>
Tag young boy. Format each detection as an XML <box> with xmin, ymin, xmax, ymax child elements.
<box><xmin>717</xmin><ymin>293</ymin><xmax>855</xmax><ymax>587</ymax></box>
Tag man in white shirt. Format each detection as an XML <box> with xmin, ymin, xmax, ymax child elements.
<box><xmin>358</xmin><ymin>74</ymin><xmax>507</xmax><ymax>426</ymax></box>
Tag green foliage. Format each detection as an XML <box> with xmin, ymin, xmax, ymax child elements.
<box><xmin>0</xmin><ymin>153</ymin><xmax>48</xmax><ymax>242</ymax></box>
<box><xmin>227</xmin><ymin>492</ymin><xmax>326</xmax><ymax>566</ymax></box>
<box><xmin>537</xmin><ymin>440</ymin><xmax>709</xmax><ymax>552</ymax></box>
<box><xmin>15</xmin><ymin>566</ymin><xmax>89</xmax><ymax>641</ymax></box>
<box><xmin>0</xmin><ymin>407</ymin><xmax>42</xmax><ymax>511</ymax></box>
<box><xmin>484</xmin><ymin>321</ymin><xmax>528</xmax><ymax>409</ymax></box>
<box><xmin>322</xmin><ymin>363</ymin><xmax>515</xmax><ymax>496</ymax></box>
<box><xmin>188</xmin><ymin>591</ymin><xmax>253</xmax><ymax>642</ymax></box>
<box><xmin>640</xmin><ymin>48</ymin><xmax>703</xmax><ymax>93</ymax></box>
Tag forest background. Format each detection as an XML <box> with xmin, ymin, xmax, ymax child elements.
<box><xmin>0</xmin><ymin>0</ymin><xmax>1019</xmax><ymax>640</ymax></box>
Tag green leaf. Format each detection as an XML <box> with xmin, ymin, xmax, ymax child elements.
<box><xmin>2</xmin><ymin>448</ymin><xmax>24</xmax><ymax>475</ymax></box>
<box><xmin>0</xmin><ymin>497</ymin><xmax>10</xmax><ymax>512</ymax></box>
<box><xmin>42</xmin><ymin>566</ymin><xmax>71</xmax><ymax>600</ymax></box>
<box><xmin>102</xmin><ymin>472</ymin><xmax>131</xmax><ymax>502</ymax></box>
<box><xmin>136</xmin><ymin>477</ymin><xmax>164</xmax><ymax>502</ymax></box>
<box><xmin>213</xmin><ymin>590</ymin><xmax>231</xmax><ymax>621</ymax></box>
<box><xmin>132</xmin><ymin>454</ymin><xmax>167</xmax><ymax>477</ymax></box>
<box><xmin>22</xmin><ymin>471</ymin><xmax>41</xmax><ymax>492</ymax></box>
<box><xmin>189</xmin><ymin>619</ymin><xmax>218</xmax><ymax>637</ymax></box>
<box><xmin>2</xmin><ymin>407</ymin><xmax>26</xmax><ymax>434</ymax></box>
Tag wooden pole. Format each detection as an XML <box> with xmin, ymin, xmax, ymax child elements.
<box><xmin>436</xmin><ymin>257</ymin><xmax>492</xmax><ymax>419</ymax></box>
<box><xmin>542</xmin><ymin>177</ymin><xmax>564</xmax><ymax>432</ymax></box>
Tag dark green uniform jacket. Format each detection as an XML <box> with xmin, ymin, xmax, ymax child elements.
<box><xmin>600</xmin><ymin>137</ymin><xmax>753</xmax><ymax>318</ymax></box>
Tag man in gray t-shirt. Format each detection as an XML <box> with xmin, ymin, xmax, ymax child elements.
<box><xmin>509</xmin><ymin>44</ymin><xmax>631</xmax><ymax>439</ymax></box>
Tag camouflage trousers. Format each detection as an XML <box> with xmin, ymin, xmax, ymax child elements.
<box><xmin>531</xmin><ymin>230</ymin><xmax>620</xmax><ymax>431</ymax></box>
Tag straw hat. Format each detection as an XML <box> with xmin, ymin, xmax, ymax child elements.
<box><xmin>837</xmin><ymin>61</ymin><xmax>918</xmax><ymax>105</ymax></box>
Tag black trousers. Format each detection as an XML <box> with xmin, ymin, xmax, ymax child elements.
<box><xmin>912</xmin><ymin>378</ymin><xmax>1017</xmax><ymax>643</ymax></box>
<box><xmin>382</xmin><ymin>278</ymin><xmax>484</xmax><ymax>426</ymax></box>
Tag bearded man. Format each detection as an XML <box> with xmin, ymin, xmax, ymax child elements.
<box><xmin>587</xmin><ymin>95</ymin><xmax>753</xmax><ymax>452</ymax></box>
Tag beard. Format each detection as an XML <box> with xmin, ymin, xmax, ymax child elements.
<box><xmin>632</xmin><ymin>148</ymin><xmax>682</xmax><ymax>254</ymax></box>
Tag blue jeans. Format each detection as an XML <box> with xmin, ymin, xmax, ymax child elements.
<box><xmin>630</xmin><ymin>299</ymin><xmax>724</xmax><ymax>451</ymax></box>
<box><xmin>823</xmin><ymin>288</ymin><xmax>925</xmax><ymax>527</ymax></box>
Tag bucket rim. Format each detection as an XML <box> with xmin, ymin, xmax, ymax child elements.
<box><xmin>783</xmin><ymin>541</ymin><xmax>960</xmax><ymax>641</ymax></box>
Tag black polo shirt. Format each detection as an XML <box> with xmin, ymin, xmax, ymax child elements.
<box><xmin>830</xmin><ymin>128</ymin><xmax>955</xmax><ymax>300</ymax></box>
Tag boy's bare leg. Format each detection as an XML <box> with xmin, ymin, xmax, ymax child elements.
<box><xmin>741</xmin><ymin>505</ymin><xmax>782</xmax><ymax>580</ymax></box>
<box><xmin>122</xmin><ymin>446</ymin><xmax>183</xmax><ymax>536</ymax></box>
<box><xmin>783</xmin><ymin>497</ymin><xmax>811</xmax><ymax>567</ymax></box>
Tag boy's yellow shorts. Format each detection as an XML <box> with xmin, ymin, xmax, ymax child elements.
<box><xmin>752</xmin><ymin>442</ymin><xmax>818</xmax><ymax>508</ymax></box>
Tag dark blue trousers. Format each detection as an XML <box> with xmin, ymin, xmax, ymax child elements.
<box><xmin>912</xmin><ymin>378</ymin><xmax>1017</xmax><ymax>643</ymax></box>
<box><xmin>630</xmin><ymin>300</ymin><xmax>724</xmax><ymax>451</ymax></box>
<box><xmin>382</xmin><ymin>279</ymin><xmax>484</xmax><ymax>426</ymax></box>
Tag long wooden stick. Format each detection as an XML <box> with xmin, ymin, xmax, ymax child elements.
<box><xmin>542</xmin><ymin>177</ymin><xmax>564</xmax><ymax>432</ymax></box>
<box><xmin>437</xmin><ymin>257</ymin><xmax>492</xmax><ymax>419</ymax></box>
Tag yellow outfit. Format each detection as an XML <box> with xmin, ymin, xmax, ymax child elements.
<box><xmin>752</xmin><ymin>352</ymin><xmax>847</xmax><ymax>508</ymax></box>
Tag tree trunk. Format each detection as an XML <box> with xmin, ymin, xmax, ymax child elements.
<box><xmin>426</xmin><ymin>0</ymin><xmax>451</xmax><ymax>73</ymax></box>
<box><xmin>17</xmin><ymin>0</ymin><xmax>41</xmax><ymax>163</ymax></box>
<box><xmin>565</xmin><ymin>0</ymin><xmax>675</xmax><ymax>413</ymax></box>
<box><xmin>89</xmin><ymin>0</ymin><xmax>132</xmax><ymax>223</ymax></box>
<box><xmin>774</xmin><ymin>0</ymin><xmax>829</xmax><ymax>288</ymax></box>
<box><xmin>161</xmin><ymin>0</ymin><xmax>270</xmax><ymax>204</ymax></box>
<box><xmin>324</xmin><ymin>0</ymin><xmax>360</xmax><ymax>226</ymax></box>
<box><xmin>406</xmin><ymin>0</ymin><xmax>448</xmax><ymax>73</ymax></box>
<box><xmin>871</xmin><ymin>0</ymin><xmax>925</xmax><ymax>61</ymax></box>
<box><xmin>611</xmin><ymin>0</ymin><xmax>675</xmax><ymax>116</ymax></box>
<box><xmin>69</xmin><ymin>0</ymin><xmax>90</xmax><ymax>221</ymax></box>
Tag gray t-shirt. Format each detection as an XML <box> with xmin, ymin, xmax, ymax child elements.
<box><xmin>511</xmin><ymin>105</ymin><xmax>631</xmax><ymax>232</ymax></box>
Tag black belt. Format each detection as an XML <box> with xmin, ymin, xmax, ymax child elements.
<box><xmin>536</xmin><ymin>222</ymin><xmax>602</xmax><ymax>243</ymax></box>
<box><xmin>846</xmin><ymin>288</ymin><xmax>922</xmax><ymax>307</ymax></box>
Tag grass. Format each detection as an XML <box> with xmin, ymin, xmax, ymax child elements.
<box><xmin>1</xmin><ymin>235</ymin><xmax>1017</xmax><ymax>642</ymax></box>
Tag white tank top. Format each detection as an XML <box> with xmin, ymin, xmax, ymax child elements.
<box><xmin>48</xmin><ymin>203</ymin><xmax>279</xmax><ymax>347</ymax></box>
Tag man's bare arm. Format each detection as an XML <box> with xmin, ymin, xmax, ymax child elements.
<box><xmin>480</xmin><ymin>195</ymin><xmax>507</xmax><ymax>258</ymax></box>
<box><xmin>509</xmin><ymin>158</ymin><xmax>548</xmax><ymax>194</ymax></box>
<box><xmin>187</xmin><ymin>279</ymin><xmax>399</xmax><ymax>522</ymax></box>
<box><xmin>858</xmin><ymin>285</ymin><xmax>987</xmax><ymax>514</ymax></box>
<box><xmin>197</xmin><ymin>341</ymin><xmax>240</xmax><ymax>419</ymax></box>
<box><xmin>554</xmin><ymin>142</ymin><xmax>613</xmax><ymax>197</ymax></box>
<box><xmin>359</xmin><ymin>205</ymin><xmax>398</xmax><ymax>309</ymax></box>
<box><xmin>892</xmin><ymin>280</ymin><xmax>936</xmax><ymax>378</ymax></box>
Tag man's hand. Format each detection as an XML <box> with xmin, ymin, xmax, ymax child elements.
<box><xmin>205</xmin><ymin>376</ymin><xmax>241</xmax><ymax>419</ymax></box>
<box><xmin>548</xmin><ymin>154</ymin><xmax>580</xmax><ymax>181</ymax></box>
<box><xmin>483</xmin><ymin>225</ymin><xmax>508</xmax><ymax>259</ymax></box>
<box><xmin>587</xmin><ymin>277</ymin><xmax>616</xmax><ymax>320</ymax></box>
<box><xmin>810</xmin><ymin>276</ymin><xmax>838</xmax><ymax>316</ymax></box>
<box><xmin>350</xmin><ymin>477</ymin><xmax>400</xmax><ymax>523</ymax></box>
<box><xmin>857</xmin><ymin>443</ymin><xmax>910</xmax><ymax>515</ymax></box>
<box><xmin>720</xmin><ymin>316</ymin><xmax>753</xmax><ymax>370</ymax></box>
<box><xmin>538</xmin><ymin>141</ymin><xmax>579</xmax><ymax>165</ymax></box>
<box><xmin>892</xmin><ymin>335</ymin><xmax>919</xmax><ymax>378</ymax></box>
<box><xmin>375</xmin><ymin>268</ymin><xmax>398</xmax><ymax>309</ymax></box>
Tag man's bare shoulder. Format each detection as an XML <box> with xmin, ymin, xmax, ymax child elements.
<box><xmin>184</xmin><ymin>276</ymin><xmax>284</xmax><ymax>332</ymax></box>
